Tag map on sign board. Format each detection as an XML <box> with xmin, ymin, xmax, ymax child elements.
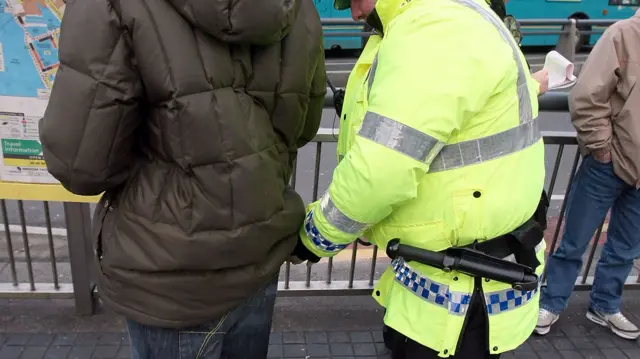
<box><xmin>0</xmin><ymin>0</ymin><xmax>64</xmax><ymax>184</ymax></box>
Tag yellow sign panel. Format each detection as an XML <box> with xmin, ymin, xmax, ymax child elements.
<box><xmin>0</xmin><ymin>181</ymin><xmax>100</xmax><ymax>203</ymax></box>
<box><xmin>3</xmin><ymin>158</ymin><xmax>46</xmax><ymax>167</ymax></box>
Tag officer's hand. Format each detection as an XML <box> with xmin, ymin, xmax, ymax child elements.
<box><xmin>532</xmin><ymin>69</ymin><xmax>549</xmax><ymax>95</ymax></box>
<box><xmin>290</xmin><ymin>235</ymin><xmax>321</xmax><ymax>264</ymax></box>
<box><xmin>287</xmin><ymin>255</ymin><xmax>305</xmax><ymax>265</ymax></box>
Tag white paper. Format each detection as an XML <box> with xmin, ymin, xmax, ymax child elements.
<box><xmin>543</xmin><ymin>51</ymin><xmax>577</xmax><ymax>90</ymax></box>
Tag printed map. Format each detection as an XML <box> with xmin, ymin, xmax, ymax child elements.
<box><xmin>0</xmin><ymin>0</ymin><xmax>64</xmax><ymax>184</ymax></box>
<box><xmin>0</xmin><ymin>0</ymin><xmax>64</xmax><ymax>99</ymax></box>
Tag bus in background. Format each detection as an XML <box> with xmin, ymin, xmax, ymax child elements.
<box><xmin>506</xmin><ymin>0</ymin><xmax>637</xmax><ymax>49</ymax></box>
<box><xmin>316</xmin><ymin>0</ymin><xmax>639</xmax><ymax>51</ymax></box>
<box><xmin>315</xmin><ymin>0</ymin><xmax>367</xmax><ymax>50</ymax></box>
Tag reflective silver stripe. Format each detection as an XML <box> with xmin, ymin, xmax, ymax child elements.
<box><xmin>428</xmin><ymin>119</ymin><xmax>540</xmax><ymax>173</ymax></box>
<box><xmin>319</xmin><ymin>192</ymin><xmax>369</xmax><ymax>234</ymax></box>
<box><xmin>304</xmin><ymin>210</ymin><xmax>348</xmax><ymax>253</ymax></box>
<box><xmin>359</xmin><ymin>0</ymin><xmax>538</xmax><ymax>173</ymax></box>
<box><xmin>367</xmin><ymin>54</ymin><xmax>379</xmax><ymax>95</ymax></box>
<box><xmin>451</xmin><ymin>0</ymin><xmax>533</xmax><ymax>125</ymax></box>
<box><xmin>424</xmin><ymin>0</ymin><xmax>539</xmax><ymax>173</ymax></box>
<box><xmin>358</xmin><ymin>112</ymin><xmax>445</xmax><ymax>164</ymax></box>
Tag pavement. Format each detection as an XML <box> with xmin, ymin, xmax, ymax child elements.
<box><xmin>0</xmin><ymin>291</ymin><xmax>640</xmax><ymax>358</ymax></box>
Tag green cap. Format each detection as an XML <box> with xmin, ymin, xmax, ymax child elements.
<box><xmin>334</xmin><ymin>0</ymin><xmax>351</xmax><ymax>10</ymax></box>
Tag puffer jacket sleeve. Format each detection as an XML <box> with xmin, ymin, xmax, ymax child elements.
<box><xmin>299</xmin><ymin>13</ymin><xmax>497</xmax><ymax>257</ymax></box>
<box><xmin>39</xmin><ymin>0</ymin><xmax>142</xmax><ymax>196</ymax></box>
<box><xmin>297</xmin><ymin>51</ymin><xmax>327</xmax><ymax>148</ymax></box>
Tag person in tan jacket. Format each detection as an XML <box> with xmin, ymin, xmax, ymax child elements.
<box><xmin>535</xmin><ymin>11</ymin><xmax>640</xmax><ymax>340</ymax></box>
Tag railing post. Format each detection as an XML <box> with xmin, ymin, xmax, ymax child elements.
<box><xmin>63</xmin><ymin>202</ymin><xmax>96</xmax><ymax>315</ymax></box>
<box><xmin>555</xmin><ymin>18</ymin><xmax>578</xmax><ymax>63</ymax></box>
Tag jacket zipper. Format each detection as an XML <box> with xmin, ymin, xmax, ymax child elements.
<box><xmin>453</xmin><ymin>276</ymin><xmax>488</xmax><ymax>356</ymax></box>
<box><xmin>97</xmin><ymin>197</ymin><xmax>114</xmax><ymax>261</ymax></box>
<box><xmin>479</xmin><ymin>277</ymin><xmax>491</xmax><ymax>355</ymax></box>
<box><xmin>454</xmin><ymin>276</ymin><xmax>479</xmax><ymax>355</ymax></box>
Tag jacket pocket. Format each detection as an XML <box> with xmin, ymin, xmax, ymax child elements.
<box><xmin>451</xmin><ymin>188</ymin><xmax>485</xmax><ymax>246</ymax></box>
<box><xmin>340</xmin><ymin>74</ymin><xmax>369</xmax><ymax>153</ymax></box>
<box><xmin>92</xmin><ymin>194</ymin><xmax>115</xmax><ymax>272</ymax></box>
<box><xmin>345</xmin><ymin>87</ymin><xmax>368</xmax><ymax>152</ymax></box>
<box><xmin>178</xmin><ymin>314</ymin><xmax>228</xmax><ymax>359</ymax></box>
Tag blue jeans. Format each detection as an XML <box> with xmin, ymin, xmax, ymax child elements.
<box><xmin>541</xmin><ymin>155</ymin><xmax>640</xmax><ymax>315</ymax></box>
<box><xmin>126</xmin><ymin>275</ymin><xmax>278</xmax><ymax>359</ymax></box>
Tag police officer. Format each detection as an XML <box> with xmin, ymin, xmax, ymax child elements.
<box><xmin>292</xmin><ymin>0</ymin><xmax>551</xmax><ymax>357</ymax></box>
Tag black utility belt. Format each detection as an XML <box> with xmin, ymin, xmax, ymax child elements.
<box><xmin>385</xmin><ymin>191</ymin><xmax>549</xmax><ymax>291</ymax></box>
<box><xmin>386</xmin><ymin>207</ymin><xmax>547</xmax><ymax>292</ymax></box>
<box><xmin>452</xmin><ymin>217</ymin><xmax>544</xmax><ymax>271</ymax></box>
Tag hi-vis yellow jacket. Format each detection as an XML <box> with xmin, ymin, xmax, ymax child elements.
<box><xmin>299</xmin><ymin>0</ymin><xmax>546</xmax><ymax>357</ymax></box>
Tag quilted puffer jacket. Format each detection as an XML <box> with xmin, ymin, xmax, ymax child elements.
<box><xmin>39</xmin><ymin>0</ymin><xmax>325</xmax><ymax>328</ymax></box>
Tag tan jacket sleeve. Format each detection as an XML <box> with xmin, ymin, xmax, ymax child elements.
<box><xmin>569</xmin><ymin>26</ymin><xmax>621</xmax><ymax>155</ymax></box>
<box><xmin>39</xmin><ymin>0</ymin><xmax>142</xmax><ymax>196</ymax></box>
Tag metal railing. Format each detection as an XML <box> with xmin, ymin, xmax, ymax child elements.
<box><xmin>320</xmin><ymin>17</ymin><xmax>622</xmax><ymax>63</ymax></box>
<box><xmin>322</xmin><ymin>18</ymin><xmax>620</xmax><ymax>29</ymax></box>
<box><xmin>1</xmin><ymin>91</ymin><xmax>638</xmax><ymax>316</ymax></box>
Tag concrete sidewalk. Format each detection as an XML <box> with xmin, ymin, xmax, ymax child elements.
<box><xmin>0</xmin><ymin>292</ymin><xmax>639</xmax><ymax>358</ymax></box>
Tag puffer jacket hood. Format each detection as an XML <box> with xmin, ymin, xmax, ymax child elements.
<box><xmin>40</xmin><ymin>0</ymin><xmax>325</xmax><ymax>328</ymax></box>
<box><xmin>168</xmin><ymin>0</ymin><xmax>298</xmax><ymax>44</ymax></box>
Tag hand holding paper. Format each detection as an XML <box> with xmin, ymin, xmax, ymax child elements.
<box><xmin>532</xmin><ymin>69</ymin><xmax>549</xmax><ymax>95</ymax></box>
<box><xmin>542</xmin><ymin>51</ymin><xmax>577</xmax><ymax>90</ymax></box>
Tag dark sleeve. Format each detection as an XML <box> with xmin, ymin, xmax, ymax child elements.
<box><xmin>490</xmin><ymin>0</ymin><xmax>507</xmax><ymax>21</ymax></box>
<box><xmin>297</xmin><ymin>46</ymin><xmax>326</xmax><ymax>148</ymax></box>
<box><xmin>39</xmin><ymin>0</ymin><xmax>142</xmax><ymax>196</ymax></box>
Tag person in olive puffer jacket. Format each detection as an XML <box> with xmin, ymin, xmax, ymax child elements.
<box><xmin>38</xmin><ymin>0</ymin><xmax>326</xmax><ymax>357</ymax></box>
